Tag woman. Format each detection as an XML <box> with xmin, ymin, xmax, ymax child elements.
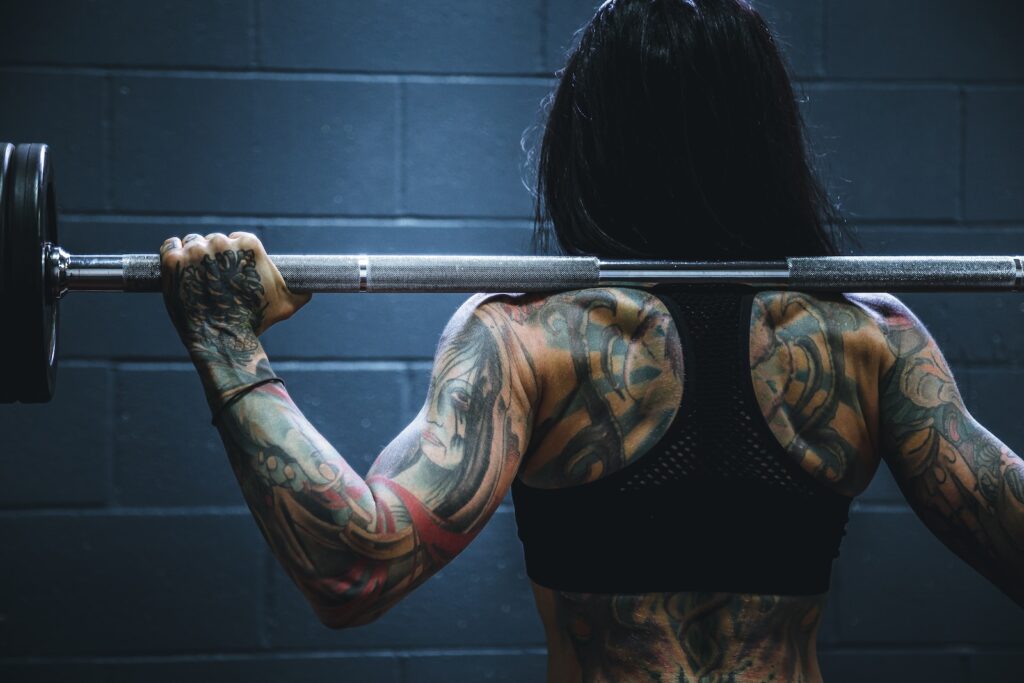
<box><xmin>159</xmin><ymin>0</ymin><xmax>1024</xmax><ymax>680</ymax></box>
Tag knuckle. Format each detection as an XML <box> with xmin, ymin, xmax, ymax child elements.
<box><xmin>183</xmin><ymin>241</ymin><xmax>207</xmax><ymax>257</ymax></box>
<box><xmin>240</xmin><ymin>235</ymin><xmax>264</xmax><ymax>252</ymax></box>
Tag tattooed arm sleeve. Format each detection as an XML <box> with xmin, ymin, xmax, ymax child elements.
<box><xmin>208</xmin><ymin>296</ymin><xmax>535</xmax><ymax>627</ymax></box>
<box><xmin>877</xmin><ymin>298</ymin><xmax>1024</xmax><ymax>606</ymax></box>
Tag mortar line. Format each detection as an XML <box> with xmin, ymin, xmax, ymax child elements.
<box><xmin>102</xmin><ymin>73</ymin><xmax>114</xmax><ymax>211</ymax></box>
<box><xmin>539</xmin><ymin>0</ymin><xmax>550</xmax><ymax>73</ymax></box>
<box><xmin>958</xmin><ymin>86</ymin><xmax>969</xmax><ymax>222</ymax></box>
<box><xmin>396</xmin><ymin>79</ymin><xmax>405</xmax><ymax>214</ymax></box>
<box><xmin>250</xmin><ymin>0</ymin><xmax>261</xmax><ymax>68</ymax></box>
<box><xmin>819</xmin><ymin>0</ymin><xmax>829</xmax><ymax>77</ymax></box>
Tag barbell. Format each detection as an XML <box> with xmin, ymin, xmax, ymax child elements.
<box><xmin>2</xmin><ymin>141</ymin><xmax>1023</xmax><ymax>405</ymax></box>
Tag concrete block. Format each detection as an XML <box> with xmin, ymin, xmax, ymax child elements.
<box><xmin>259</xmin><ymin>0</ymin><xmax>543</xmax><ymax>74</ymax></box>
<box><xmin>260</xmin><ymin>293</ymin><xmax>465</xmax><ymax>360</ymax></box>
<box><xmin>0</xmin><ymin>72</ymin><xmax>106</xmax><ymax>210</ymax></box>
<box><xmin>406</xmin><ymin>653</ymin><xmax>547</xmax><ymax>682</ymax></box>
<box><xmin>0</xmin><ymin>655</ymin><xmax>401</xmax><ymax>683</ymax></box>
<box><xmin>971</xmin><ymin>653</ymin><xmax>1024</xmax><ymax>683</ymax></box>
<box><xmin>403</xmin><ymin>82</ymin><xmax>549</xmax><ymax>218</ymax></box>
<box><xmin>833</xmin><ymin>510</ymin><xmax>1023</xmax><ymax>644</ymax></box>
<box><xmin>0</xmin><ymin>0</ymin><xmax>254</xmax><ymax>68</ymax></box>
<box><xmin>115</xmin><ymin>368</ymin><xmax>245</xmax><ymax>507</ymax></box>
<box><xmin>60</xmin><ymin>294</ymin><xmax>187</xmax><ymax>360</ymax></box>
<box><xmin>0</xmin><ymin>512</ymin><xmax>265</xmax><ymax>655</ymax></box>
<box><xmin>818</xmin><ymin>650</ymin><xmax>967</xmax><ymax>683</ymax></box>
<box><xmin>259</xmin><ymin>222</ymin><xmax>533</xmax><ymax>256</ymax></box>
<box><xmin>111</xmin><ymin>76</ymin><xmax>398</xmax><ymax>216</ymax></box>
<box><xmin>801</xmin><ymin>87</ymin><xmax>961</xmax><ymax>221</ymax></box>
<box><xmin>965</xmin><ymin>89</ymin><xmax>1024</xmax><ymax>222</ymax></box>
<box><xmin>0</xmin><ymin>366</ymin><xmax>111</xmax><ymax>507</ymax></box>
<box><xmin>826</xmin><ymin>0</ymin><xmax>1024</xmax><ymax>80</ymax></box>
<box><xmin>851</xmin><ymin>226</ymin><xmax>1024</xmax><ymax>256</ymax></box>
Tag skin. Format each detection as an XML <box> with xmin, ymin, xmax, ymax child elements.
<box><xmin>161</xmin><ymin>234</ymin><xmax>1024</xmax><ymax>681</ymax></box>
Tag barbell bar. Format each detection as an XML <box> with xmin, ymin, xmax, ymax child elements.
<box><xmin>3</xmin><ymin>142</ymin><xmax>1023</xmax><ymax>405</ymax></box>
<box><xmin>52</xmin><ymin>251</ymin><xmax>1024</xmax><ymax>295</ymax></box>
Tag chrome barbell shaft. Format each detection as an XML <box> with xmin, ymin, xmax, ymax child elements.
<box><xmin>51</xmin><ymin>247</ymin><xmax>1024</xmax><ymax>296</ymax></box>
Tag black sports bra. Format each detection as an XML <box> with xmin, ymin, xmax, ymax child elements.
<box><xmin>510</xmin><ymin>287</ymin><xmax>852</xmax><ymax>595</ymax></box>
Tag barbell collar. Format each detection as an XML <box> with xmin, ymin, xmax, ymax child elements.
<box><xmin>52</xmin><ymin>250</ymin><xmax>1024</xmax><ymax>295</ymax></box>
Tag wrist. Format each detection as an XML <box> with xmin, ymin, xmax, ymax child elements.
<box><xmin>188</xmin><ymin>340</ymin><xmax>277</xmax><ymax>413</ymax></box>
<box><xmin>209</xmin><ymin>376</ymin><xmax>286</xmax><ymax>427</ymax></box>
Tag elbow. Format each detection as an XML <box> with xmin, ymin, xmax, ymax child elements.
<box><xmin>312</xmin><ymin>600</ymin><xmax>384</xmax><ymax>630</ymax></box>
<box><xmin>278</xmin><ymin>547</ymin><xmax>411</xmax><ymax>628</ymax></box>
<box><xmin>288</xmin><ymin>566</ymin><xmax>383</xmax><ymax>629</ymax></box>
<box><xmin>289</xmin><ymin>550</ymin><xmax>407</xmax><ymax>629</ymax></box>
<box><xmin>299</xmin><ymin>576</ymin><xmax>396</xmax><ymax>630</ymax></box>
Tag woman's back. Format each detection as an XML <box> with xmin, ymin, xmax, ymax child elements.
<box><xmin>496</xmin><ymin>286</ymin><xmax>896</xmax><ymax>682</ymax></box>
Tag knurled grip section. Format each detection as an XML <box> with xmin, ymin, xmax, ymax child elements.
<box><xmin>364</xmin><ymin>255</ymin><xmax>599</xmax><ymax>292</ymax></box>
<box><xmin>122</xmin><ymin>254</ymin><xmax>163</xmax><ymax>292</ymax></box>
<box><xmin>788</xmin><ymin>256</ymin><xmax>1023</xmax><ymax>291</ymax></box>
<box><xmin>120</xmin><ymin>254</ymin><xmax>601</xmax><ymax>293</ymax></box>
<box><xmin>275</xmin><ymin>255</ymin><xmax>362</xmax><ymax>292</ymax></box>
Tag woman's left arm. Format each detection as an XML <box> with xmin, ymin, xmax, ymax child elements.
<box><xmin>160</xmin><ymin>232</ymin><xmax>537</xmax><ymax>628</ymax></box>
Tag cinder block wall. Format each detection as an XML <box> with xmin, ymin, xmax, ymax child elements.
<box><xmin>1</xmin><ymin>2</ymin><xmax>1021</xmax><ymax>681</ymax></box>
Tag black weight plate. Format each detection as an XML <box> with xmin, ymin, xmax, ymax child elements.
<box><xmin>0</xmin><ymin>142</ymin><xmax>16</xmax><ymax>402</ymax></box>
<box><xmin>0</xmin><ymin>142</ymin><xmax>12</xmax><ymax>296</ymax></box>
<box><xmin>8</xmin><ymin>143</ymin><xmax>58</xmax><ymax>403</ymax></box>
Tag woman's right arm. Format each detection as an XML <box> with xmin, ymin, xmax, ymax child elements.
<box><xmin>875</xmin><ymin>295</ymin><xmax>1024</xmax><ymax>607</ymax></box>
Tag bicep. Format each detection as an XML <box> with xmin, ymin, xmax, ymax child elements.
<box><xmin>367</xmin><ymin>300</ymin><xmax>533</xmax><ymax>573</ymax></box>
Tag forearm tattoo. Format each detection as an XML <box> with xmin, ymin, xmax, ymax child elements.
<box><xmin>878</xmin><ymin>310</ymin><xmax>1024</xmax><ymax>603</ymax></box>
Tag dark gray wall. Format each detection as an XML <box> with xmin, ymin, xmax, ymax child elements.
<box><xmin>1</xmin><ymin>1</ymin><xmax>1022</xmax><ymax>681</ymax></box>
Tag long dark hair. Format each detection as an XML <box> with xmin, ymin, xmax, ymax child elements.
<box><xmin>531</xmin><ymin>0</ymin><xmax>850</xmax><ymax>260</ymax></box>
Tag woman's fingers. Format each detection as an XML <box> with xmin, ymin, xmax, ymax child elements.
<box><xmin>159</xmin><ymin>236</ymin><xmax>182</xmax><ymax>254</ymax></box>
<box><xmin>164</xmin><ymin>232</ymin><xmax>260</xmax><ymax>255</ymax></box>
